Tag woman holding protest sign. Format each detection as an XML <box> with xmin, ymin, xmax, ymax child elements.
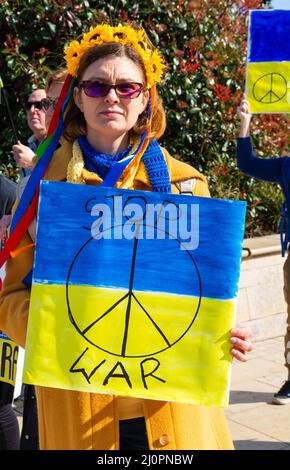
<box><xmin>0</xmin><ymin>23</ymin><xmax>252</xmax><ymax>450</ymax></box>
<box><xmin>237</xmin><ymin>96</ymin><xmax>290</xmax><ymax>405</ymax></box>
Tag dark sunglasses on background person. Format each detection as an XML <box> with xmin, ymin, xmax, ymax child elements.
<box><xmin>41</xmin><ymin>97</ymin><xmax>59</xmax><ymax>112</ymax></box>
<box><xmin>25</xmin><ymin>100</ymin><xmax>43</xmax><ymax>111</ymax></box>
<box><xmin>78</xmin><ymin>81</ymin><xmax>145</xmax><ymax>99</ymax></box>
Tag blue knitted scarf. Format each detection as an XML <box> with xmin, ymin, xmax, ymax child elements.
<box><xmin>78</xmin><ymin>136</ymin><xmax>171</xmax><ymax>193</ymax></box>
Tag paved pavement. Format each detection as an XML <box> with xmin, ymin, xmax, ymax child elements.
<box><xmin>226</xmin><ymin>335</ymin><xmax>290</xmax><ymax>450</ymax></box>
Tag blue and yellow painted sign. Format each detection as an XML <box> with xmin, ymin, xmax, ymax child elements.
<box><xmin>23</xmin><ymin>181</ymin><xmax>246</xmax><ymax>407</ymax></box>
<box><xmin>247</xmin><ymin>9</ymin><xmax>290</xmax><ymax>113</ymax></box>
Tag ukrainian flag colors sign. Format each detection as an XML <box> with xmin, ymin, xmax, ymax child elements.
<box><xmin>23</xmin><ymin>181</ymin><xmax>246</xmax><ymax>407</ymax></box>
<box><xmin>247</xmin><ymin>9</ymin><xmax>290</xmax><ymax>113</ymax></box>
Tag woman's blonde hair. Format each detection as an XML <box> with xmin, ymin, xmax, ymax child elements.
<box><xmin>63</xmin><ymin>43</ymin><xmax>166</xmax><ymax>143</ymax></box>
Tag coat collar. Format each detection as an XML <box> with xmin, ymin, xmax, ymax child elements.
<box><xmin>43</xmin><ymin>139</ymin><xmax>207</xmax><ymax>189</ymax></box>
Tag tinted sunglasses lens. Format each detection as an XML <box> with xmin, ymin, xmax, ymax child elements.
<box><xmin>41</xmin><ymin>99</ymin><xmax>49</xmax><ymax>111</ymax></box>
<box><xmin>25</xmin><ymin>101</ymin><xmax>42</xmax><ymax>110</ymax></box>
<box><xmin>83</xmin><ymin>83</ymin><xmax>109</xmax><ymax>97</ymax></box>
<box><xmin>117</xmin><ymin>83</ymin><xmax>142</xmax><ymax>98</ymax></box>
<box><xmin>41</xmin><ymin>98</ymin><xmax>57</xmax><ymax>111</ymax></box>
<box><xmin>81</xmin><ymin>82</ymin><xmax>142</xmax><ymax>98</ymax></box>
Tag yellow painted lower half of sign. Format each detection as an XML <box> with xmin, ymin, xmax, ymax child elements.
<box><xmin>247</xmin><ymin>61</ymin><xmax>290</xmax><ymax>113</ymax></box>
<box><xmin>23</xmin><ymin>284</ymin><xmax>235</xmax><ymax>407</ymax></box>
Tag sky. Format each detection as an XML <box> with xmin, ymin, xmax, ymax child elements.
<box><xmin>271</xmin><ymin>0</ymin><xmax>290</xmax><ymax>9</ymax></box>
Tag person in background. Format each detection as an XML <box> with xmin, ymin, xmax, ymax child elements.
<box><xmin>237</xmin><ymin>96</ymin><xmax>290</xmax><ymax>405</ymax></box>
<box><xmin>10</xmin><ymin>87</ymin><xmax>46</xmax><ymax>450</ymax></box>
<box><xmin>15</xmin><ymin>70</ymin><xmax>67</xmax><ymax>177</ymax></box>
<box><xmin>12</xmin><ymin>89</ymin><xmax>46</xmax><ymax>178</ymax></box>
<box><xmin>1</xmin><ymin>72</ymin><xmax>66</xmax><ymax>450</ymax></box>
<box><xmin>0</xmin><ymin>175</ymin><xmax>16</xmax><ymax>247</ymax></box>
<box><xmin>0</xmin><ymin>175</ymin><xmax>19</xmax><ymax>450</ymax></box>
<box><xmin>0</xmin><ymin>176</ymin><xmax>38</xmax><ymax>450</ymax></box>
<box><xmin>42</xmin><ymin>69</ymin><xmax>67</xmax><ymax>130</ymax></box>
<box><xmin>16</xmin><ymin>71</ymin><xmax>66</xmax><ymax>450</ymax></box>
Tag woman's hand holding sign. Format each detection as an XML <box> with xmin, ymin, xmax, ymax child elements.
<box><xmin>230</xmin><ymin>325</ymin><xmax>253</xmax><ymax>362</ymax></box>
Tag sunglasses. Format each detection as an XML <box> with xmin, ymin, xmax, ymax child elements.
<box><xmin>41</xmin><ymin>97</ymin><xmax>59</xmax><ymax>112</ymax></box>
<box><xmin>25</xmin><ymin>100</ymin><xmax>43</xmax><ymax>111</ymax></box>
<box><xmin>78</xmin><ymin>81</ymin><xmax>144</xmax><ymax>99</ymax></box>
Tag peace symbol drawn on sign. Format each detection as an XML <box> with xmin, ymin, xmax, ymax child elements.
<box><xmin>66</xmin><ymin>224</ymin><xmax>201</xmax><ymax>359</ymax></box>
<box><xmin>253</xmin><ymin>73</ymin><xmax>287</xmax><ymax>104</ymax></box>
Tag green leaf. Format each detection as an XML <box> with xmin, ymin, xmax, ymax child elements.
<box><xmin>7</xmin><ymin>58</ymin><xmax>15</xmax><ymax>68</ymax></box>
<box><xmin>189</xmin><ymin>107</ymin><xmax>201</xmax><ymax>113</ymax></box>
<box><xmin>47</xmin><ymin>22</ymin><xmax>56</xmax><ymax>34</ymax></box>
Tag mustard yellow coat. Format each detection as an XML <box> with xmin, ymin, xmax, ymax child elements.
<box><xmin>0</xmin><ymin>140</ymin><xmax>233</xmax><ymax>450</ymax></box>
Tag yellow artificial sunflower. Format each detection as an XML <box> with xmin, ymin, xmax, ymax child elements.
<box><xmin>64</xmin><ymin>40</ymin><xmax>84</xmax><ymax>77</ymax></box>
<box><xmin>150</xmin><ymin>49</ymin><xmax>166</xmax><ymax>84</ymax></box>
<box><xmin>82</xmin><ymin>25</ymin><xmax>108</xmax><ymax>43</ymax></box>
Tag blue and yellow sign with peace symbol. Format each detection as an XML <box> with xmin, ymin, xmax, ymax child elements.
<box><xmin>247</xmin><ymin>9</ymin><xmax>290</xmax><ymax>113</ymax></box>
<box><xmin>23</xmin><ymin>181</ymin><xmax>246</xmax><ymax>407</ymax></box>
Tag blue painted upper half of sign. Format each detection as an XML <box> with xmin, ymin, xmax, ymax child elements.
<box><xmin>33</xmin><ymin>181</ymin><xmax>246</xmax><ymax>300</ymax></box>
<box><xmin>249</xmin><ymin>10</ymin><xmax>290</xmax><ymax>62</ymax></box>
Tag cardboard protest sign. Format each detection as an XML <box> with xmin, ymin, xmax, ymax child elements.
<box><xmin>247</xmin><ymin>9</ymin><xmax>290</xmax><ymax>113</ymax></box>
<box><xmin>23</xmin><ymin>181</ymin><xmax>246</xmax><ymax>407</ymax></box>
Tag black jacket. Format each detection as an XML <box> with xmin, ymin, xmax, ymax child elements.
<box><xmin>0</xmin><ymin>175</ymin><xmax>16</xmax><ymax>217</ymax></box>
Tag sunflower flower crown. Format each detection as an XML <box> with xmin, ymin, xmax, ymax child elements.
<box><xmin>64</xmin><ymin>24</ymin><xmax>165</xmax><ymax>88</ymax></box>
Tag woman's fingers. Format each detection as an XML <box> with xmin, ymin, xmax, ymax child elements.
<box><xmin>231</xmin><ymin>348</ymin><xmax>248</xmax><ymax>362</ymax></box>
<box><xmin>237</xmin><ymin>97</ymin><xmax>250</xmax><ymax>114</ymax></box>
<box><xmin>231</xmin><ymin>325</ymin><xmax>253</xmax><ymax>340</ymax></box>
<box><xmin>230</xmin><ymin>325</ymin><xmax>254</xmax><ymax>362</ymax></box>
<box><xmin>240</xmin><ymin>102</ymin><xmax>249</xmax><ymax>113</ymax></box>
<box><xmin>230</xmin><ymin>336</ymin><xmax>253</xmax><ymax>352</ymax></box>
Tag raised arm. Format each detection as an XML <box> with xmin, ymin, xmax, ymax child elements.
<box><xmin>237</xmin><ymin>98</ymin><xmax>284</xmax><ymax>184</ymax></box>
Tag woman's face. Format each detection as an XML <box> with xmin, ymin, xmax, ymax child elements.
<box><xmin>74</xmin><ymin>55</ymin><xmax>148</xmax><ymax>142</ymax></box>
